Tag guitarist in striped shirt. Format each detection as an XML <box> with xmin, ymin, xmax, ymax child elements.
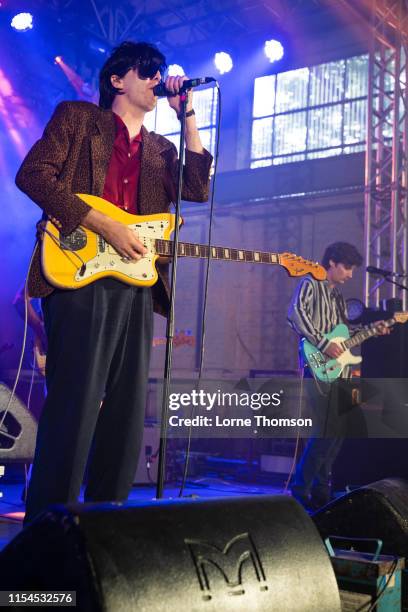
<box><xmin>287</xmin><ymin>242</ymin><xmax>389</xmax><ymax>511</ymax></box>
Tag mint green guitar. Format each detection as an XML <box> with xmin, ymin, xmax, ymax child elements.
<box><xmin>301</xmin><ymin>313</ymin><xmax>408</xmax><ymax>382</ymax></box>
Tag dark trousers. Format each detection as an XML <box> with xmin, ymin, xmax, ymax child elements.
<box><xmin>24</xmin><ymin>279</ymin><xmax>153</xmax><ymax>524</ymax></box>
<box><xmin>291</xmin><ymin>376</ymin><xmax>348</xmax><ymax>504</ymax></box>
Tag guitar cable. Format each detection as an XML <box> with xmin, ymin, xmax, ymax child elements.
<box><xmin>21</xmin><ymin>351</ymin><xmax>38</xmax><ymax>504</ymax></box>
<box><xmin>0</xmin><ymin>243</ymin><xmax>39</xmax><ymax>513</ymax></box>
<box><xmin>40</xmin><ymin>226</ymin><xmax>87</xmax><ymax>275</ymax></box>
<box><xmin>26</xmin><ymin>349</ymin><xmax>37</xmax><ymax>413</ymax></box>
<box><xmin>0</xmin><ymin>244</ymin><xmax>37</xmax><ymax>435</ymax></box>
<box><xmin>283</xmin><ymin>357</ymin><xmax>307</xmax><ymax>493</ymax></box>
<box><xmin>177</xmin><ymin>82</ymin><xmax>221</xmax><ymax>498</ymax></box>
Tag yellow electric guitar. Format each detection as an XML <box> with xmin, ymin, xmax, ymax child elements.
<box><xmin>41</xmin><ymin>194</ymin><xmax>327</xmax><ymax>289</ymax></box>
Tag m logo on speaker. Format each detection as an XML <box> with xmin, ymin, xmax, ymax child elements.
<box><xmin>185</xmin><ymin>532</ymin><xmax>268</xmax><ymax>601</ymax></box>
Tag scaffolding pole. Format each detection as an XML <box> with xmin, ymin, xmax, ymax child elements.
<box><xmin>364</xmin><ymin>0</ymin><xmax>408</xmax><ymax>309</ymax></box>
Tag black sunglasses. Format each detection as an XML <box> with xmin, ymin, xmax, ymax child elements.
<box><xmin>135</xmin><ymin>58</ymin><xmax>167</xmax><ymax>80</ymax></box>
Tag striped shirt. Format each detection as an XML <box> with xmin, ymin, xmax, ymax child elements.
<box><xmin>287</xmin><ymin>276</ymin><xmax>347</xmax><ymax>354</ymax></box>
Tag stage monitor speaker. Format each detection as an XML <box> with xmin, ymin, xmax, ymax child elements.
<box><xmin>313</xmin><ymin>478</ymin><xmax>408</xmax><ymax>558</ymax></box>
<box><xmin>0</xmin><ymin>496</ymin><xmax>341</xmax><ymax>612</ymax></box>
<box><xmin>0</xmin><ymin>383</ymin><xmax>37</xmax><ymax>462</ymax></box>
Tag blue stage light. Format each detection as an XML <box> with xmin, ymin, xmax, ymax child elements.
<box><xmin>214</xmin><ymin>52</ymin><xmax>233</xmax><ymax>75</ymax></box>
<box><xmin>168</xmin><ymin>64</ymin><xmax>185</xmax><ymax>77</ymax></box>
<box><xmin>11</xmin><ymin>12</ymin><xmax>33</xmax><ymax>32</ymax></box>
<box><xmin>264</xmin><ymin>39</ymin><xmax>284</xmax><ymax>63</ymax></box>
<box><xmin>88</xmin><ymin>38</ymin><xmax>110</xmax><ymax>55</ymax></box>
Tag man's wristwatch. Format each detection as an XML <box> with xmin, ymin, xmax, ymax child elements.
<box><xmin>177</xmin><ymin>109</ymin><xmax>195</xmax><ymax>121</ymax></box>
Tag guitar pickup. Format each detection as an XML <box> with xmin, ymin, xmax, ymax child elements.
<box><xmin>98</xmin><ymin>235</ymin><xmax>106</xmax><ymax>253</ymax></box>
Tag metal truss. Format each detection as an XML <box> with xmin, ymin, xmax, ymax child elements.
<box><xmin>364</xmin><ymin>0</ymin><xmax>408</xmax><ymax>308</ymax></box>
<box><xmin>83</xmin><ymin>0</ymin><xmax>249</xmax><ymax>52</ymax></box>
<box><xmin>80</xmin><ymin>0</ymin><xmax>331</xmax><ymax>53</ymax></box>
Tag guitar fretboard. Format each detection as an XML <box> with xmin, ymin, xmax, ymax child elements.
<box><xmin>155</xmin><ymin>239</ymin><xmax>280</xmax><ymax>264</ymax></box>
<box><xmin>344</xmin><ymin>318</ymin><xmax>394</xmax><ymax>349</ymax></box>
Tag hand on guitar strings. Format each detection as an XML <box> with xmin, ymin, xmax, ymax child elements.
<box><xmin>324</xmin><ymin>342</ymin><xmax>344</xmax><ymax>359</ymax></box>
<box><xmin>83</xmin><ymin>208</ymin><xmax>147</xmax><ymax>261</ymax></box>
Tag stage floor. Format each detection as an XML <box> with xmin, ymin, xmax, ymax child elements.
<box><xmin>0</xmin><ymin>480</ymin><xmax>285</xmax><ymax>551</ymax></box>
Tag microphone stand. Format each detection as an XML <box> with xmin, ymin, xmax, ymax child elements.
<box><xmin>156</xmin><ymin>93</ymin><xmax>187</xmax><ymax>499</ymax></box>
<box><xmin>383</xmin><ymin>275</ymin><xmax>408</xmax><ymax>293</ymax></box>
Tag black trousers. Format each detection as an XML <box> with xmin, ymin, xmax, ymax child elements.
<box><xmin>291</xmin><ymin>376</ymin><xmax>350</xmax><ymax>504</ymax></box>
<box><xmin>24</xmin><ymin>279</ymin><xmax>153</xmax><ymax>524</ymax></box>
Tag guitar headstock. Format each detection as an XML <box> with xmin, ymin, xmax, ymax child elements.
<box><xmin>394</xmin><ymin>312</ymin><xmax>408</xmax><ymax>324</ymax></box>
<box><xmin>280</xmin><ymin>253</ymin><xmax>327</xmax><ymax>281</ymax></box>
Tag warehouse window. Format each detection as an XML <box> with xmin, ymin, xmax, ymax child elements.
<box><xmin>251</xmin><ymin>54</ymin><xmax>368</xmax><ymax>167</ymax></box>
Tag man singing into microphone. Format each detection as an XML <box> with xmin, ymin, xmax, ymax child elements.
<box><xmin>16</xmin><ymin>41</ymin><xmax>212</xmax><ymax>524</ymax></box>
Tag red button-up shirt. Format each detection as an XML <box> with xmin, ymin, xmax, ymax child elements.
<box><xmin>103</xmin><ymin>113</ymin><xmax>142</xmax><ymax>214</ymax></box>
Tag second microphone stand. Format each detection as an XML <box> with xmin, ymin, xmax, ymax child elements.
<box><xmin>383</xmin><ymin>275</ymin><xmax>408</xmax><ymax>294</ymax></box>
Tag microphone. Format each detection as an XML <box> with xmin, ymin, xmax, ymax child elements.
<box><xmin>366</xmin><ymin>265</ymin><xmax>404</xmax><ymax>277</ymax></box>
<box><xmin>153</xmin><ymin>77</ymin><xmax>215</xmax><ymax>97</ymax></box>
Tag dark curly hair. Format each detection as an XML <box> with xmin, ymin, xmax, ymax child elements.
<box><xmin>322</xmin><ymin>242</ymin><xmax>363</xmax><ymax>270</ymax></box>
<box><xmin>99</xmin><ymin>41</ymin><xmax>166</xmax><ymax>109</ymax></box>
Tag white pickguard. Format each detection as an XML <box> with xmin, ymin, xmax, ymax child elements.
<box><xmin>331</xmin><ymin>335</ymin><xmax>362</xmax><ymax>373</ymax></box>
<box><xmin>74</xmin><ymin>219</ymin><xmax>170</xmax><ymax>282</ymax></box>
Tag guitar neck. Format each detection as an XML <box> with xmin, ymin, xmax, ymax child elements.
<box><xmin>155</xmin><ymin>239</ymin><xmax>280</xmax><ymax>265</ymax></box>
<box><xmin>344</xmin><ymin>318</ymin><xmax>395</xmax><ymax>349</ymax></box>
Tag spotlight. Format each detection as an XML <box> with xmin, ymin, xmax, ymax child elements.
<box><xmin>168</xmin><ymin>64</ymin><xmax>185</xmax><ymax>77</ymax></box>
<box><xmin>264</xmin><ymin>39</ymin><xmax>284</xmax><ymax>63</ymax></box>
<box><xmin>88</xmin><ymin>38</ymin><xmax>110</xmax><ymax>56</ymax></box>
<box><xmin>214</xmin><ymin>52</ymin><xmax>233</xmax><ymax>75</ymax></box>
<box><xmin>54</xmin><ymin>56</ymin><xmax>62</xmax><ymax>64</ymax></box>
<box><xmin>11</xmin><ymin>12</ymin><xmax>33</xmax><ymax>32</ymax></box>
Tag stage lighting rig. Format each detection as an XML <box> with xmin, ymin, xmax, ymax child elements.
<box><xmin>264</xmin><ymin>39</ymin><xmax>284</xmax><ymax>63</ymax></box>
<box><xmin>10</xmin><ymin>12</ymin><xmax>33</xmax><ymax>32</ymax></box>
<box><xmin>88</xmin><ymin>38</ymin><xmax>110</xmax><ymax>56</ymax></box>
<box><xmin>168</xmin><ymin>64</ymin><xmax>185</xmax><ymax>77</ymax></box>
<box><xmin>213</xmin><ymin>51</ymin><xmax>233</xmax><ymax>75</ymax></box>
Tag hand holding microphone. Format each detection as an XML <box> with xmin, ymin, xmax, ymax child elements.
<box><xmin>153</xmin><ymin>75</ymin><xmax>215</xmax><ymax>119</ymax></box>
<box><xmin>153</xmin><ymin>76</ymin><xmax>215</xmax><ymax>97</ymax></box>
